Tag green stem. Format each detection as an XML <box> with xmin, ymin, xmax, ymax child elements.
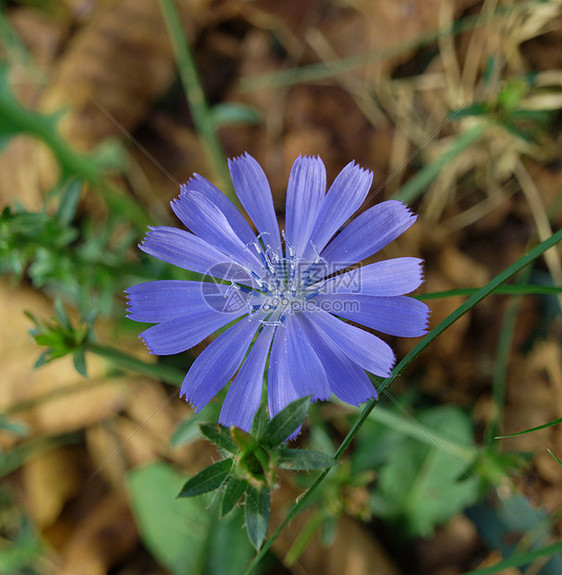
<box><xmin>243</xmin><ymin>228</ymin><xmax>562</xmax><ymax>574</ymax></box>
<box><xmin>485</xmin><ymin>270</ymin><xmax>529</xmax><ymax>446</ymax></box>
<box><xmin>393</xmin><ymin>123</ymin><xmax>488</xmax><ymax>204</ymax></box>
<box><xmin>89</xmin><ymin>343</ymin><xmax>184</xmax><ymax>386</ymax></box>
<box><xmin>416</xmin><ymin>284</ymin><xmax>562</xmax><ymax>300</ymax></box>
<box><xmin>159</xmin><ymin>0</ymin><xmax>234</xmax><ymax>201</ymax></box>
<box><xmin>284</xmin><ymin>509</ymin><xmax>326</xmax><ymax>566</ymax></box>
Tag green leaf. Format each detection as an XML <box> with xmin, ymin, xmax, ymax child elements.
<box><xmin>199</xmin><ymin>423</ymin><xmax>239</xmax><ymax>454</ymax></box>
<box><xmin>370</xmin><ymin>406</ymin><xmax>479</xmax><ymax>537</ymax></box>
<box><xmin>128</xmin><ymin>462</ymin><xmax>254</xmax><ymax>575</ymax></box>
<box><xmin>170</xmin><ymin>414</ymin><xmax>203</xmax><ymax>447</ymax></box>
<box><xmin>72</xmin><ymin>347</ymin><xmax>87</xmax><ymax>377</ymax></box>
<box><xmin>54</xmin><ymin>298</ymin><xmax>72</xmax><ymax>330</ymax></box>
<box><xmin>220</xmin><ymin>478</ymin><xmax>247</xmax><ymax>517</ymax></box>
<box><xmin>261</xmin><ymin>396</ymin><xmax>310</xmax><ymax>447</ymax></box>
<box><xmin>448</xmin><ymin>102</ymin><xmax>489</xmax><ymax>119</ymax></box>
<box><xmin>178</xmin><ymin>458</ymin><xmax>234</xmax><ymax>498</ymax></box>
<box><xmin>55</xmin><ymin>177</ymin><xmax>83</xmax><ymax>226</ymax></box>
<box><xmin>245</xmin><ymin>485</ymin><xmax>270</xmax><ymax>549</ymax></box>
<box><xmin>206</xmin><ymin>507</ymin><xmax>258</xmax><ymax>575</ymax></box>
<box><xmin>277</xmin><ymin>449</ymin><xmax>334</xmax><ymax>471</ymax></box>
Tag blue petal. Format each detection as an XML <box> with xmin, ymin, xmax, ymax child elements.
<box><xmin>267</xmin><ymin>326</ymin><xmax>299</xmax><ymax>418</ymax></box>
<box><xmin>180</xmin><ymin>315</ymin><xmax>262</xmax><ymax>410</ymax></box>
<box><xmin>179</xmin><ymin>174</ymin><xmax>257</xmax><ymax>245</ymax></box>
<box><xmin>308</xmin><ymin>307</ymin><xmax>395</xmax><ymax>377</ymax></box>
<box><xmin>313</xmin><ymin>294</ymin><xmax>430</xmax><ymax>337</ymax></box>
<box><xmin>139</xmin><ymin>226</ymin><xmax>258</xmax><ymax>286</ymax></box>
<box><xmin>285</xmin><ymin>156</ymin><xmax>326</xmax><ymax>257</ymax></box>
<box><xmin>219</xmin><ymin>325</ymin><xmax>275</xmax><ymax>432</ymax></box>
<box><xmin>285</xmin><ymin>314</ymin><xmax>330</xmax><ymax>401</ymax></box>
<box><xmin>305</xmin><ymin>161</ymin><xmax>373</xmax><ymax>258</ymax></box>
<box><xmin>321</xmin><ymin>201</ymin><xmax>416</xmax><ymax>272</ymax></box>
<box><xmin>139</xmin><ymin>307</ymin><xmax>247</xmax><ymax>355</ymax></box>
<box><xmin>321</xmin><ymin>257</ymin><xmax>424</xmax><ymax>296</ymax></box>
<box><xmin>126</xmin><ymin>280</ymin><xmax>230</xmax><ymax>323</ymax></box>
<box><xmin>228</xmin><ymin>153</ymin><xmax>282</xmax><ymax>252</ymax></box>
<box><xmin>299</xmin><ymin>314</ymin><xmax>377</xmax><ymax>405</ymax></box>
<box><xmin>171</xmin><ymin>189</ymin><xmax>263</xmax><ymax>273</ymax></box>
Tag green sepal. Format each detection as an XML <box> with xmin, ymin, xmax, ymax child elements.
<box><xmin>231</xmin><ymin>426</ymin><xmax>260</xmax><ymax>452</ymax></box>
<box><xmin>277</xmin><ymin>448</ymin><xmax>334</xmax><ymax>471</ymax></box>
<box><xmin>250</xmin><ymin>403</ymin><xmax>269</xmax><ymax>439</ymax></box>
<box><xmin>199</xmin><ymin>423</ymin><xmax>239</xmax><ymax>454</ymax></box>
<box><xmin>232</xmin><ymin>427</ymin><xmax>274</xmax><ymax>488</ymax></box>
<box><xmin>177</xmin><ymin>458</ymin><xmax>233</xmax><ymax>498</ymax></box>
<box><xmin>245</xmin><ymin>485</ymin><xmax>270</xmax><ymax>549</ymax></box>
<box><xmin>220</xmin><ymin>477</ymin><xmax>247</xmax><ymax>517</ymax></box>
<box><xmin>261</xmin><ymin>396</ymin><xmax>310</xmax><ymax>448</ymax></box>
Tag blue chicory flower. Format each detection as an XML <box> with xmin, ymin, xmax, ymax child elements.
<box><xmin>126</xmin><ymin>153</ymin><xmax>429</xmax><ymax>432</ymax></box>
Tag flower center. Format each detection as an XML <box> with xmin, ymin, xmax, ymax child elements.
<box><xmin>246</xmin><ymin>238</ymin><xmax>326</xmax><ymax>324</ymax></box>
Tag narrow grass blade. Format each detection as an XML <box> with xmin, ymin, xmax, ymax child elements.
<box><xmin>461</xmin><ymin>540</ymin><xmax>562</xmax><ymax>575</ymax></box>
<box><xmin>159</xmin><ymin>0</ymin><xmax>234</xmax><ymax>199</ymax></box>
<box><xmin>416</xmin><ymin>284</ymin><xmax>562</xmax><ymax>300</ymax></box>
<box><xmin>496</xmin><ymin>417</ymin><xmax>562</xmax><ymax>439</ymax></box>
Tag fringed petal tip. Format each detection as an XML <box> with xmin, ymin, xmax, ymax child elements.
<box><xmin>286</xmin><ymin>424</ymin><xmax>302</xmax><ymax>442</ymax></box>
<box><xmin>348</xmin><ymin>389</ymin><xmax>379</xmax><ymax>406</ymax></box>
<box><xmin>227</xmin><ymin>152</ymin><xmax>246</xmax><ymax>168</ymax></box>
<box><xmin>179</xmin><ymin>391</ymin><xmax>205</xmax><ymax>414</ymax></box>
<box><xmin>354</xmin><ymin>160</ymin><xmax>373</xmax><ymax>179</ymax></box>
<box><xmin>138</xmin><ymin>334</ymin><xmax>153</xmax><ymax>354</ymax></box>
<box><xmin>420</xmin><ymin>307</ymin><xmax>431</xmax><ymax>335</ymax></box>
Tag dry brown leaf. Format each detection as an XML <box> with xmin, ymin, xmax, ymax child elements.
<box><xmin>114</xmin><ymin>416</ymin><xmax>169</xmax><ymax>468</ymax></box>
<box><xmin>41</xmin><ymin>0</ymin><xmax>207</xmax><ymax>151</ymax></box>
<box><xmin>438</xmin><ymin>245</ymin><xmax>490</xmax><ymax>287</ymax></box>
<box><xmin>502</xmin><ymin>340</ymin><xmax>562</xmax><ymax>490</ymax></box>
<box><xmin>85</xmin><ymin>423</ymin><xmax>130</xmax><ymax>493</ymax></box>
<box><xmin>8</xmin><ymin>6</ymin><xmax>73</xmax><ymax>71</ymax></box>
<box><xmin>0</xmin><ymin>136</ymin><xmax>59</xmax><ymax>209</ymax></box>
<box><xmin>413</xmin><ymin>515</ymin><xmax>480</xmax><ymax>573</ymax></box>
<box><xmin>124</xmin><ymin>379</ymin><xmax>178</xmax><ymax>446</ymax></box>
<box><xmin>58</xmin><ymin>493</ymin><xmax>137</xmax><ymax>575</ymax></box>
<box><xmin>23</xmin><ymin>446</ymin><xmax>84</xmax><ymax>529</ymax></box>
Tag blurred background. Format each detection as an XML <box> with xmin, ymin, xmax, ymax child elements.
<box><xmin>0</xmin><ymin>0</ymin><xmax>561</xmax><ymax>574</ymax></box>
